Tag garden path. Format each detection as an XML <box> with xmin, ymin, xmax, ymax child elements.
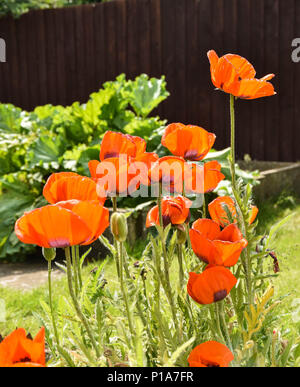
<box><xmin>0</xmin><ymin>263</ymin><xmax>63</xmax><ymax>290</ymax></box>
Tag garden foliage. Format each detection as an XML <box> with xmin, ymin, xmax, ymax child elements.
<box><xmin>0</xmin><ymin>74</ymin><xmax>257</xmax><ymax>261</ymax></box>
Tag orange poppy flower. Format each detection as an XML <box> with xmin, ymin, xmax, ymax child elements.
<box><xmin>162</xmin><ymin>123</ymin><xmax>216</xmax><ymax>161</ymax></box>
<box><xmin>146</xmin><ymin>196</ymin><xmax>192</xmax><ymax>228</ymax></box>
<box><xmin>15</xmin><ymin>201</ymin><xmax>109</xmax><ymax>248</ymax></box>
<box><xmin>190</xmin><ymin>219</ymin><xmax>247</xmax><ymax>267</ymax></box>
<box><xmin>56</xmin><ymin>200</ymin><xmax>109</xmax><ymax>245</ymax></box>
<box><xmin>100</xmin><ymin>131</ymin><xmax>156</xmax><ymax>161</ymax></box>
<box><xmin>188</xmin><ymin>341</ymin><xmax>234</xmax><ymax>367</ymax></box>
<box><xmin>187</xmin><ymin>266</ymin><xmax>237</xmax><ymax>305</ymax></box>
<box><xmin>149</xmin><ymin>156</ymin><xmax>186</xmax><ymax>192</ymax></box>
<box><xmin>89</xmin><ymin>157</ymin><xmax>143</xmax><ymax>196</ymax></box>
<box><xmin>184</xmin><ymin>161</ymin><xmax>225</xmax><ymax>194</ymax></box>
<box><xmin>43</xmin><ymin>172</ymin><xmax>105</xmax><ymax>205</ymax></box>
<box><xmin>100</xmin><ymin>131</ymin><xmax>137</xmax><ymax>161</ymax></box>
<box><xmin>0</xmin><ymin>327</ymin><xmax>45</xmax><ymax>367</ymax></box>
<box><xmin>207</xmin><ymin>50</ymin><xmax>276</xmax><ymax>99</ymax></box>
<box><xmin>92</xmin><ymin>132</ymin><xmax>158</xmax><ymax>194</ymax></box>
<box><xmin>208</xmin><ymin>196</ymin><xmax>259</xmax><ymax>227</ymax></box>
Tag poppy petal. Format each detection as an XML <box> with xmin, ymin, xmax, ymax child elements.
<box><xmin>190</xmin><ymin>228</ymin><xmax>220</xmax><ymax>265</ymax></box>
<box><xmin>237</xmin><ymin>78</ymin><xmax>276</xmax><ymax>100</ymax></box>
<box><xmin>146</xmin><ymin>205</ymin><xmax>159</xmax><ymax>228</ymax></box>
<box><xmin>249</xmin><ymin>206</ymin><xmax>259</xmax><ymax>224</ymax></box>
<box><xmin>188</xmin><ymin>341</ymin><xmax>234</xmax><ymax>367</ymax></box>
<box><xmin>57</xmin><ymin>200</ymin><xmax>109</xmax><ymax>245</ymax></box>
<box><xmin>224</xmin><ymin>54</ymin><xmax>256</xmax><ymax>79</ymax></box>
<box><xmin>162</xmin><ymin>123</ymin><xmax>216</xmax><ymax>161</ymax></box>
<box><xmin>15</xmin><ymin>205</ymin><xmax>92</xmax><ymax>248</ymax></box>
<box><xmin>187</xmin><ymin>266</ymin><xmax>237</xmax><ymax>305</ymax></box>
<box><xmin>100</xmin><ymin>131</ymin><xmax>136</xmax><ymax>161</ymax></box>
<box><xmin>208</xmin><ymin>196</ymin><xmax>237</xmax><ymax>227</ymax></box>
<box><xmin>44</xmin><ymin>173</ymin><xmax>105</xmax><ymax>205</ymax></box>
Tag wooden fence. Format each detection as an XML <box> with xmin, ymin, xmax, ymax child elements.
<box><xmin>0</xmin><ymin>0</ymin><xmax>299</xmax><ymax>161</ymax></box>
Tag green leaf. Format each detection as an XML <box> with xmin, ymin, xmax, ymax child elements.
<box><xmin>27</xmin><ymin>133</ymin><xmax>67</xmax><ymax>168</ymax></box>
<box><xmin>127</xmin><ymin>74</ymin><xmax>170</xmax><ymax>118</ymax></box>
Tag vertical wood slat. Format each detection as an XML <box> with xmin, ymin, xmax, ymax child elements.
<box><xmin>195</xmin><ymin>0</ymin><xmax>211</xmax><ymax>131</ymax></box>
<box><xmin>127</xmin><ymin>0</ymin><xmax>139</xmax><ymax>78</ymax></box>
<box><xmin>0</xmin><ymin>0</ymin><xmax>299</xmax><ymax>161</ymax></box>
<box><xmin>35</xmin><ymin>10</ymin><xmax>48</xmax><ymax>106</ymax></box>
<box><xmin>186</xmin><ymin>0</ymin><xmax>199</xmax><ymax>126</ymax></box>
<box><xmin>63</xmin><ymin>7</ymin><xmax>77</xmax><ymax>104</ymax></box>
<box><xmin>104</xmin><ymin>0</ymin><xmax>117</xmax><ymax>82</ymax></box>
<box><xmin>236</xmin><ymin>0</ymin><xmax>251</xmax><ymax>159</ymax></box>
<box><xmin>278</xmin><ymin>0</ymin><xmax>295</xmax><ymax>162</ymax></box>
<box><xmin>161</xmin><ymin>0</ymin><xmax>176</xmax><ymax>122</ymax></box>
<box><xmin>94</xmin><ymin>3</ymin><xmax>106</xmax><ymax>89</ymax></box>
<box><xmin>210</xmin><ymin>0</ymin><xmax>226</xmax><ymax>149</ymax></box>
<box><xmin>115</xmin><ymin>0</ymin><xmax>127</xmax><ymax>75</ymax></box>
<box><xmin>82</xmin><ymin>5</ymin><xmax>96</xmax><ymax>98</ymax></box>
<box><xmin>44</xmin><ymin>10</ymin><xmax>59</xmax><ymax>106</ymax></box>
<box><xmin>149</xmin><ymin>0</ymin><xmax>162</xmax><ymax>117</ymax></box>
<box><xmin>173</xmin><ymin>0</ymin><xmax>186</xmax><ymax>123</ymax></box>
<box><xmin>264</xmin><ymin>0</ymin><xmax>279</xmax><ymax>161</ymax></box>
<box><xmin>250</xmin><ymin>0</ymin><xmax>265</xmax><ymax>161</ymax></box>
<box><xmin>137</xmin><ymin>0</ymin><xmax>151</xmax><ymax>76</ymax></box>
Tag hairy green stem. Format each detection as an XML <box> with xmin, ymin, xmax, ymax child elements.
<box><xmin>177</xmin><ymin>243</ymin><xmax>184</xmax><ymax>289</ymax></box>
<box><xmin>119</xmin><ymin>242</ymin><xmax>135</xmax><ymax>342</ymax></box>
<box><xmin>157</xmin><ymin>183</ymin><xmax>179</xmax><ymax>336</ymax></box>
<box><xmin>47</xmin><ymin>260</ymin><xmax>76</xmax><ymax>367</ymax></box>
<box><xmin>219</xmin><ymin>301</ymin><xmax>233</xmax><ymax>352</ymax></box>
<box><xmin>48</xmin><ymin>260</ymin><xmax>60</xmax><ymax>346</ymax></box>
<box><xmin>71</xmin><ymin>246</ymin><xmax>79</xmax><ymax>296</ymax></box>
<box><xmin>202</xmin><ymin>194</ymin><xmax>206</xmax><ymax>218</ymax></box>
<box><xmin>65</xmin><ymin>247</ymin><xmax>101</xmax><ymax>359</ymax></box>
<box><xmin>229</xmin><ymin>94</ymin><xmax>252</xmax><ymax>306</ymax></box>
<box><xmin>213</xmin><ymin>303</ymin><xmax>226</xmax><ymax>344</ymax></box>
<box><xmin>76</xmin><ymin>246</ymin><xmax>83</xmax><ymax>290</ymax></box>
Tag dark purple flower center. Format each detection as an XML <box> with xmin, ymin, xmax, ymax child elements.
<box><xmin>213</xmin><ymin>289</ymin><xmax>227</xmax><ymax>302</ymax></box>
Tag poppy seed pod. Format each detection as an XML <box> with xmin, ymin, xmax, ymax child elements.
<box><xmin>177</xmin><ymin>228</ymin><xmax>187</xmax><ymax>245</ymax></box>
<box><xmin>42</xmin><ymin>247</ymin><xmax>56</xmax><ymax>262</ymax></box>
<box><xmin>110</xmin><ymin>212</ymin><xmax>128</xmax><ymax>242</ymax></box>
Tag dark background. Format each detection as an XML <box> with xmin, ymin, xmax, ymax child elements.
<box><xmin>0</xmin><ymin>0</ymin><xmax>299</xmax><ymax>161</ymax></box>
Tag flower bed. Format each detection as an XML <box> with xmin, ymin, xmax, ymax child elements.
<box><xmin>1</xmin><ymin>49</ymin><xmax>298</xmax><ymax>368</ymax></box>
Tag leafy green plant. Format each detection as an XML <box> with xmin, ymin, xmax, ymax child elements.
<box><xmin>0</xmin><ymin>0</ymin><xmax>110</xmax><ymax>18</ymax></box>
<box><xmin>0</xmin><ymin>74</ymin><xmax>168</xmax><ymax>260</ymax></box>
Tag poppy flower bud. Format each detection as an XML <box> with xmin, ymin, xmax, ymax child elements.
<box><xmin>42</xmin><ymin>247</ymin><xmax>56</xmax><ymax>262</ymax></box>
<box><xmin>177</xmin><ymin>228</ymin><xmax>187</xmax><ymax>245</ymax></box>
<box><xmin>110</xmin><ymin>213</ymin><xmax>128</xmax><ymax>242</ymax></box>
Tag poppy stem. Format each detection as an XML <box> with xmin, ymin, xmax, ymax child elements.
<box><xmin>229</xmin><ymin>94</ymin><xmax>253</xmax><ymax>307</ymax></box>
<box><xmin>157</xmin><ymin>183</ymin><xmax>180</xmax><ymax>337</ymax></box>
<box><xmin>76</xmin><ymin>245</ymin><xmax>83</xmax><ymax>290</ymax></box>
<box><xmin>202</xmin><ymin>194</ymin><xmax>206</xmax><ymax>218</ymax></box>
<box><xmin>112</xmin><ymin>196</ymin><xmax>117</xmax><ymax>213</ymax></box>
<box><xmin>71</xmin><ymin>246</ymin><xmax>79</xmax><ymax>297</ymax></box>
<box><xmin>65</xmin><ymin>247</ymin><xmax>101</xmax><ymax>359</ymax></box>
<box><xmin>229</xmin><ymin>94</ymin><xmax>236</xmax><ymax>189</ymax></box>
<box><xmin>48</xmin><ymin>260</ymin><xmax>60</xmax><ymax>346</ymax></box>
<box><xmin>177</xmin><ymin>243</ymin><xmax>184</xmax><ymax>289</ymax></box>
<box><xmin>219</xmin><ymin>300</ymin><xmax>233</xmax><ymax>353</ymax></box>
<box><xmin>213</xmin><ymin>303</ymin><xmax>226</xmax><ymax>344</ymax></box>
<box><xmin>48</xmin><ymin>259</ymin><xmax>76</xmax><ymax>367</ymax></box>
<box><xmin>118</xmin><ymin>241</ymin><xmax>136</xmax><ymax>349</ymax></box>
<box><xmin>158</xmin><ymin>182</ymin><xmax>164</xmax><ymax>228</ymax></box>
